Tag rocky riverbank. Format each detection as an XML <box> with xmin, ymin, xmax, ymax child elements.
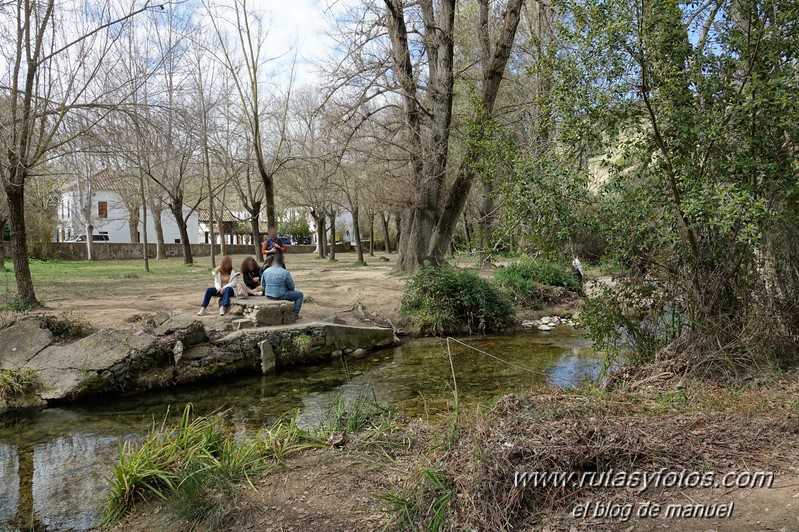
<box><xmin>0</xmin><ymin>311</ymin><xmax>398</xmax><ymax>414</ymax></box>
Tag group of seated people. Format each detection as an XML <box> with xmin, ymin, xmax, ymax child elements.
<box><xmin>197</xmin><ymin>226</ymin><xmax>304</xmax><ymax>318</ymax></box>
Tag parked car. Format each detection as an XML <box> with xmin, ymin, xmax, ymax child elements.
<box><xmin>279</xmin><ymin>236</ymin><xmax>293</xmax><ymax>246</ymax></box>
<box><xmin>65</xmin><ymin>234</ymin><xmax>110</xmax><ymax>242</ymax></box>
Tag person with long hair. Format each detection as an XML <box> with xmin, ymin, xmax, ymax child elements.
<box><xmin>198</xmin><ymin>255</ymin><xmax>239</xmax><ymax>316</ymax></box>
<box><xmin>239</xmin><ymin>256</ymin><xmax>263</xmax><ymax>296</ymax></box>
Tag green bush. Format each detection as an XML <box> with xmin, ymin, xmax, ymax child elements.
<box><xmin>401</xmin><ymin>265</ymin><xmax>515</xmax><ymax>335</ymax></box>
<box><xmin>493</xmin><ymin>258</ymin><xmax>581</xmax><ymax>308</ymax></box>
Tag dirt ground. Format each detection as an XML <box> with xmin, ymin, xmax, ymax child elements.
<box><xmin>38</xmin><ymin>252</ymin><xmax>408</xmax><ymax>331</ymax></box>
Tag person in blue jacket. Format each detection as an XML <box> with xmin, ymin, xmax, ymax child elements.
<box><xmin>260</xmin><ymin>255</ymin><xmax>303</xmax><ymax>318</ymax></box>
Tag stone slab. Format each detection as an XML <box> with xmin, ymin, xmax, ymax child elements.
<box><xmin>0</xmin><ymin>319</ymin><xmax>53</xmax><ymax>371</ymax></box>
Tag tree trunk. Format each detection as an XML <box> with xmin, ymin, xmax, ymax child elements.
<box><xmin>479</xmin><ymin>179</ymin><xmax>495</xmax><ymax>255</ymax></box>
<box><xmin>250</xmin><ymin>212</ymin><xmax>261</xmax><ymax>260</ymax></box>
<box><xmin>313</xmin><ymin>212</ymin><xmax>326</xmax><ymax>258</ymax></box>
<box><xmin>463</xmin><ymin>212</ymin><xmax>472</xmax><ymax>248</ymax></box>
<box><xmin>0</xmin><ymin>218</ymin><xmax>5</xmax><ymax>269</ymax></box>
<box><xmin>329</xmin><ymin>213</ymin><xmax>337</xmax><ymax>261</ymax></box>
<box><xmin>394</xmin><ymin>212</ymin><xmax>402</xmax><ymax>254</ymax></box>
<box><xmin>5</xmin><ymin>183</ymin><xmax>37</xmax><ymax>305</ymax></box>
<box><xmin>256</xmin><ymin>166</ymin><xmax>277</xmax><ymax>228</ymax></box>
<box><xmin>218</xmin><ymin>216</ymin><xmax>226</xmax><ymax>257</ymax></box>
<box><xmin>138</xmin><ymin>173</ymin><xmax>150</xmax><ymax>273</ymax></box>
<box><xmin>153</xmin><ymin>214</ymin><xmax>166</xmax><ymax>259</ymax></box>
<box><xmin>170</xmin><ymin>203</ymin><xmax>193</xmax><ymax>264</ymax></box>
<box><xmin>368</xmin><ymin>213</ymin><xmax>375</xmax><ymax>256</ymax></box>
<box><xmin>353</xmin><ymin>204</ymin><xmax>365</xmax><ymax>263</ymax></box>
<box><xmin>380</xmin><ymin>212</ymin><xmax>390</xmax><ymax>253</ymax></box>
<box><xmin>426</xmin><ymin>0</ymin><xmax>525</xmax><ymax>261</ymax></box>
<box><xmin>128</xmin><ymin>204</ymin><xmax>140</xmax><ymax>243</ymax></box>
<box><xmin>150</xmin><ymin>200</ymin><xmax>166</xmax><ymax>259</ymax></box>
<box><xmin>85</xmin><ymin>223</ymin><xmax>94</xmax><ymax>261</ymax></box>
<box><xmin>396</xmin><ymin>207</ymin><xmax>440</xmax><ymax>271</ymax></box>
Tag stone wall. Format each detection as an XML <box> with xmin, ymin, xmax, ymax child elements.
<box><xmin>2</xmin><ymin>241</ymin><xmax>352</xmax><ymax>261</ymax></box>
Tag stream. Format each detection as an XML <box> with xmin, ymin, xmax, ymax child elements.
<box><xmin>0</xmin><ymin>328</ymin><xmax>598</xmax><ymax>531</ymax></box>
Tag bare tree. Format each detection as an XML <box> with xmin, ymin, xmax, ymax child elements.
<box><xmin>205</xmin><ymin>0</ymin><xmax>294</xmax><ymax>228</ymax></box>
<box><xmin>325</xmin><ymin>0</ymin><xmax>523</xmax><ymax>271</ymax></box>
<box><xmin>0</xmin><ymin>0</ymin><xmax>164</xmax><ymax>305</ymax></box>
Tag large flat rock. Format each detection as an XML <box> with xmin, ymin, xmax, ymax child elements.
<box><xmin>26</xmin><ymin>331</ymin><xmax>155</xmax><ymax>371</ymax></box>
<box><xmin>0</xmin><ymin>319</ymin><xmax>53</xmax><ymax>371</ymax></box>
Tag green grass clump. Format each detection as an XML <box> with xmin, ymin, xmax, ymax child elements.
<box><xmin>103</xmin><ymin>404</ymin><xmax>323</xmax><ymax>527</ymax></box>
<box><xmin>37</xmin><ymin>312</ymin><xmax>92</xmax><ymax>340</ymax></box>
<box><xmin>401</xmin><ymin>264</ymin><xmax>515</xmax><ymax>335</ymax></box>
<box><xmin>493</xmin><ymin>257</ymin><xmax>581</xmax><ymax>307</ymax></box>
<box><xmin>0</xmin><ymin>368</ymin><xmax>37</xmax><ymax>400</ymax></box>
<box><xmin>291</xmin><ymin>334</ymin><xmax>313</xmax><ymax>355</ymax></box>
<box><xmin>316</xmin><ymin>389</ymin><xmax>405</xmax><ymax>453</ymax></box>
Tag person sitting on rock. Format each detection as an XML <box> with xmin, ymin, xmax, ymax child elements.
<box><xmin>260</xmin><ymin>255</ymin><xmax>303</xmax><ymax>318</ymax></box>
<box><xmin>198</xmin><ymin>255</ymin><xmax>239</xmax><ymax>316</ymax></box>
<box><xmin>239</xmin><ymin>256</ymin><xmax>264</xmax><ymax>297</ymax></box>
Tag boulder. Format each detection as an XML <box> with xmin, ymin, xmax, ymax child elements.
<box><xmin>173</xmin><ymin>340</ymin><xmax>185</xmax><ymax>364</ymax></box>
<box><xmin>259</xmin><ymin>340</ymin><xmax>275</xmax><ymax>374</ymax></box>
<box><xmin>521</xmin><ymin>320</ymin><xmax>535</xmax><ymax>329</ymax></box>
<box><xmin>540</xmin><ymin>316</ymin><xmax>553</xmax><ymax>325</ymax></box>
<box><xmin>154</xmin><ymin>313</ymin><xmax>207</xmax><ymax>346</ymax></box>
<box><xmin>537</xmin><ymin>324</ymin><xmax>553</xmax><ymax>331</ymax></box>
<box><xmin>25</xmin><ymin>330</ymin><xmax>161</xmax><ymax>400</ymax></box>
<box><xmin>349</xmin><ymin>348</ymin><xmax>368</xmax><ymax>359</ymax></box>
<box><xmin>0</xmin><ymin>319</ymin><xmax>52</xmax><ymax>370</ymax></box>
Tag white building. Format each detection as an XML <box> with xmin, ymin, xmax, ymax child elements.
<box><xmin>57</xmin><ymin>189</ymin><xmax>199</xmax><ymax>244</ymax></box>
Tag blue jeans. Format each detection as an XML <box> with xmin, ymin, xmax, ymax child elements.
<box><xmin>272</xmin><ymin>290</ymin><xmax>303</xmax><ymax>316</ymax></box>
<box><xmin>202</xmin><ymin>286</ymin><xmax>234</xmax><ymax>308</ymax></box>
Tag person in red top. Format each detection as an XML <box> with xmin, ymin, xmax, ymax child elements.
<box><xmin>261</xmin><ymin>226</ymin><xmax>286</xmax><ymax>267</ymax></box>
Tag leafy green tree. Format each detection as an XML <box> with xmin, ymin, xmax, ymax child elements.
<box><xmin>530</xmin><ymin>0</ymin><xmax>799</xmax><ymax>370</ymax></box>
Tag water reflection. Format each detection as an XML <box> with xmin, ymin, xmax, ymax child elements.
<box><xmin>32</xmin><ymin>434</ymin><xmax>119</xmax><ymax>531</ymax></box>
<box><xmin>0</xmin><ymin>445</ymin><xmax>19</xmax><ymax>524</ymax></box>
<box><xmin>0</xmin><ymin>330</ymin><xmax>598</xmax><ymax>530</ymax></box>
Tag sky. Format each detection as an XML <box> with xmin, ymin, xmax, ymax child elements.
<box><xmin>247</xmin><ymin>0</ymin><xmax>353</xmax><ymax>88</ymax></box>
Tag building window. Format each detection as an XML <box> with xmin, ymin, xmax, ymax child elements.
<box><xmin>98</xmin><ymin>201</ymin><xmax>108</xmax><ymax>219</ymax></box>
<box><xmin>174</xmin><ymin>239</ymin><xmax>181</xmax><ymax>244</ymax></box>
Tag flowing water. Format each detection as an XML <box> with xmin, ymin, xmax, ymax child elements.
<box><xmin>0</xmin><ymin>329</ymin><xmax>598</xmax><ymax>531</ymax></box>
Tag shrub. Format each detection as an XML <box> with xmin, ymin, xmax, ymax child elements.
<box><xmin>493</xmin><ymin>258</ymin><xmax>581</xmax><ymax>308</ymax></box>
<box><xmin>401</xmin><ymin>265</ymin><xmax>515</xmax><ymax>335</ymax></box>
<box><xmin>37</xmin><ymin>312</ymin><xmax>92</xmax><ymax>340</ymax></box>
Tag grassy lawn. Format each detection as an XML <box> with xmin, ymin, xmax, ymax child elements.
<box><xmin>1</xmin><ymin>258</ymin><xmax>211</xmax><ymax>306</ymax></box>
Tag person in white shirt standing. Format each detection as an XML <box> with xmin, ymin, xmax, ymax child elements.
<box><xmin>572</xmin><ymin>255</ymin><xmax>584</xmax><ymax>287</ymax></box>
